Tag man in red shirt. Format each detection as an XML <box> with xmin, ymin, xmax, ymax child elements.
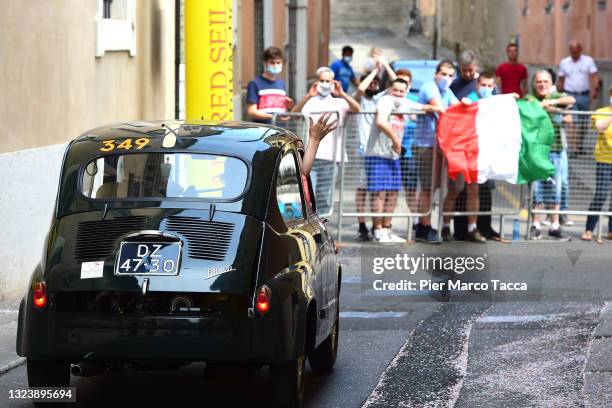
<box><xmin>496</xmin><ymin>43</ymin><xmax>528</xmax><ymax>97</ymax></box>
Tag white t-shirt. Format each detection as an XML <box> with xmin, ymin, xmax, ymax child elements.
<box><xmin>366</xmin><ymin>94</ymin><xmax>422</xmax><ymax>159</ymax></box>
<box><xmin>355</xmin><ymin>92</ymin><xmax>385</xmax><ymax>152</ymax></box>
<box><xmin>302</xmin><ymin>94</ymin><xmax>350</xmax><ymax>162</ymax></box>
<box><xmin>558</xmin><ymin>54</ymin><xmax>598</xmax><ymax>93</ymax></box>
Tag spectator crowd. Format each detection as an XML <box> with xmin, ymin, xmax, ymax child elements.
<box><xmin>246</xmin><ymin>40</ymin><xmax>612</xmax><ymax>243</ymax></box>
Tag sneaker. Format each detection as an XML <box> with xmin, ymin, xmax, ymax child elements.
<box><xmin>376</xmin><ymin>228</ymin><xmax>394</xmax><ymax>243</ymax></box>
<box><xmin>373</xmin><ymin>228</ymin><xmax>384</xmax><ymax>242</ymax></box>
<box><xmin>467</xmin><ymin>229</ymin><xmax>487</xmax><ymax>243</ymax></box>
<box><xmin>415</xmin><ymin>225</ymin><xmax>441</xmax><ymax>243</ymax></box>
<box><xmin>548</xmin><ymin>228</ymin><xmax>570</xmax><ymax>241</ymax></box>
<box><xmin>386</xmin><ymin>229</ymin><xmax>407</xmax><ymax>243</ymax></box>
<box><xmin>441</xmin><ymin>226</ymin><xmax>453</xmax><ymax>241</ymax></box>
<box><xmin>560</xmin><ymin>215</ymin><xmax>574</xmax><ymax>226</ymax></box>
<box><xmin>540</xmin><ymin>218</ymin><xmax>551</xmax><ymax>227</ymax></box>
<box><xmin>530</xmin><ymin>225</ymin><xmax>542</xmax><ymax>240</ymax></box>
<box><xmin>581</xmin><ymin>230</ymin><xmax>593</xmax><ymax>241</ymax></box>
<box><xmin>357</xmin><ymin>226</ymin><xmax>371</xmax><ymax>241</ymax></box>
<box><xmin>482</xmin><ymin>228</ymin><xmax>501</xmax><ymax>241</ymax></box>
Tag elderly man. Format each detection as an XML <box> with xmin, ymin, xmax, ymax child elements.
<box><xmin>557</xmin><ymin>40</ymin><xmax>599</xmax><ymax>154</ymax></box>
<box><xmin>558</xmin><ymin>40</ymin><xmax>599</xmax><ymax>109</ymax></box>
<box><xmin>527</xmin><ymin>70</ymin><xmax>576</xmax><ymax>240</ymax></box>
<box><xmin>450</xmin><ymin>50</ymin><xmax>479</xmax><ymax>100</ymax></box>
<box><xmin>293</xmin><ymin>67</ymin><xmax>360</xmax><ymax>215</ymax></box>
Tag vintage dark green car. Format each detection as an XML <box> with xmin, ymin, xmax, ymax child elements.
<box><xmin>16</xmin><ymin>120</ymin><xmax>340</xmax><ymax>407</ymax></box>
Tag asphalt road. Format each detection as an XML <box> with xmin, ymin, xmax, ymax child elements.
<box><xmin>1</xmin><ymin>242</ymin><xmax>611</xmax><ymax>407</ymax></box>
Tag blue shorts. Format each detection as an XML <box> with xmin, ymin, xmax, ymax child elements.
<box><xmin>365</xmin><ymin>156</ymin><xmax>401</xmax><ymax>192</ymax></box>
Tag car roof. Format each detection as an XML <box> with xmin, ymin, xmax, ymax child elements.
<box><xmin>75</xmin><ymin>120</ymin><xmax>302</xmax><ymax>150</ymax></box>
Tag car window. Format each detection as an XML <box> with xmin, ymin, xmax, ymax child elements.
<box><xmin>81</xmin><ymin>153</ymin><xmax>247</xmax><ymax>200</ymax></box>
<box><xmin>276</xmin><ymin>153</ymin><xmax>306</xmax><ymax>224</ymax></box>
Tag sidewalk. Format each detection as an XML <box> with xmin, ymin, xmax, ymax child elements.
<box><xmin>584</xmin><ymin>301</ymin><xmax>612</xmax><ymax>406</ymax></box>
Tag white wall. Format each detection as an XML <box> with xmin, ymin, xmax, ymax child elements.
<box><xmin>0</xmin><ymin>144</ymin><xmax>67</xmax><ymax>306</ymax></box>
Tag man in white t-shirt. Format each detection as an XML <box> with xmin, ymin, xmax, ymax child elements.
<box><xmin>350</xmin><ymin>53</ymin><xmax>398</xmax><ymax>241</ymax></box>
<box><xmin>293</xmin><ymin>66</ymin><xmax>360</xmax><ymax>214</ymax></box>
<box><xmin>364</xmin><ymin>79</ymin><xmax>422</xmax><ymax>242</ymax></box>
<box><xmin>557</xmin><ymin>39</ymin><xmax>599</xmax><ymax>154</ymax></box>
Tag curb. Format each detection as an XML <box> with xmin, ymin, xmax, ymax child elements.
<box><xmin>0</xmin><ymin>357</ymin><xmax>26</xmax><ymax>375</ymax></box>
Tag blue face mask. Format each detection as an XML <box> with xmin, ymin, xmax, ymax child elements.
<box><xmin>479</xmin><ymin>87</ymin><xmax>494</xmax><ymax>99</ymax></box>
<box><xmin>437</xmin><ymin>76</ymin><xmax>451</xmax><ymax>92</ymax></box>
<box><xmin>266</xmin><ymin>64</ymin><xmax>282</xmax><ymax>75</ymax></box>
<box><xmin>343</xmin><ymin>56</ymin><xmax>352</xmax><ymax>63</ymax></box>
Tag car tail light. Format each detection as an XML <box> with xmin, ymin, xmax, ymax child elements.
<box><xmin>33</xmin><ymin>281</ymin><xmax>47</xmax><ymax>309</ymax></box>
<box><xmin>255</xmin><ymin>285</ymin><xmax>271</xmax><ymax>315</ymax></box>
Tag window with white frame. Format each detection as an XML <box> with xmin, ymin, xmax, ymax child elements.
<box><xmin>96</xmin><ymin>0</ymin><xmax>136</xmax><ymax>57</ymax></box>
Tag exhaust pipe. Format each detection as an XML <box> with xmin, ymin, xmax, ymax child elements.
<box><xmin>70</xmin><ymin>362</ymin><xmax>104</xmax><ymax>377</ymax></box>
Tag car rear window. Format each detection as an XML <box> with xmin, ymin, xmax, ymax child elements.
<box><xmin>81</xmin><ymin>153</ymin><xmax>247</xmax><ymax>200</ymax></box>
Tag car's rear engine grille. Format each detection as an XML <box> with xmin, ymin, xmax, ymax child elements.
<box><xmin>165</xmin><ymin>216</ymin><xmax>234</xmax><ymax>261</ymax></box>
<box><xmin>75</xmin><ymin>216</ymin><xmax>147</xmax><ymax>261</ymax></box>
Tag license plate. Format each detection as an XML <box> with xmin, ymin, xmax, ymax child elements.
<box><xmin>115</xmin><ymin>242</ymin><xmax>181</xmax><ymax>275</ymax></box>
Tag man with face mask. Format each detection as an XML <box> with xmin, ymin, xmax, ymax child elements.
<box><xmin>293</xmin><ymin>67</ymin><xmax>360</xmax><ymax>215</ymax></box>
<box><xmin>246</xmin><ymin>47</ymin><xmax>294</xmax><ymax>123</ymax></box>
<box><xmin>413</xmin><ymin>60</ymin><xmax>459</xmax><ymax>242</ymax></box>
<box><xmin>450</xmin><ymin>71</ymin><xmax>505</xmax><ymax>242</ymax></box>
<box><xmin>330</xmin><ymin>45</ymin><xmax>359</xmax><ymax>93</ymax></box>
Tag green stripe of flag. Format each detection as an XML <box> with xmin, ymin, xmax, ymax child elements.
<box><xmin>516</xmin><ymin>100</ymin><xmax>556</xmax><ymax>184</ymax></box>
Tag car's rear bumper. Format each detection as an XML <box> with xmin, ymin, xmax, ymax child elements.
<box><xmin>19</xmin><ymin>312</ymin><xmax>293</xmax><ymax>364</ymax></box>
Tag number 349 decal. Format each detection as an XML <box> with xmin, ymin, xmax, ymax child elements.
<box><xmin>100</xmin><ymin>138</ymin><xmax>150</xmax><ymax>152</ymax></box>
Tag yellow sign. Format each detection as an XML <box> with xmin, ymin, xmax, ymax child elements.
<box><xmin>185</xmin><ymin>0</ymin><xmax>233</xmax><ymax>121</ymax></box>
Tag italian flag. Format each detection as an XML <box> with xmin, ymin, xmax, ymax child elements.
<box><xmin>437</xmin><ymin>94</ymin><xmax>556</xmax><ymax>184</ymax></box>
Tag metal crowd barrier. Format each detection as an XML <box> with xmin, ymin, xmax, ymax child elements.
<box><xmin>438</xmin><ymin>157</ymin><xmax>527</xmax><ymax>238</ymax></box>
<box><xmin>273</xmin><ymin>111</ymin><xmax>339</xmax><ymax>219</ymax></box>
<box><xmin>337</xmin><ymin>111</ymin><xmax>437</xmax><ymax>242</ymax></box>
<box><xmin>527</xmin><ymin>109</ymin><xmax>612</xmax><ymax>240</ymax></box>
<box><xmin>273</xmin><ymin>108</ymin><xmax>612</xmax><ymax>244</ymax></box>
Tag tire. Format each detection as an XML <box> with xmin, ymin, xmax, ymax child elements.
<box><xmin>27</xmin><ymin>359</ymin><xmax>70</xmax><ymax>387</ymax></box>
<box><xmin>308</xmin><ymin>302</ymin><xmax>339</xmax><ymax>372</ymax></box>
<box><xmin>270</xmin><ymin>353</ymin><xmax>306</xmax><ymax>408</ymax></box>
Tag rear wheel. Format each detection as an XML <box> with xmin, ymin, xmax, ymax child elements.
<box><xmin>270</xmin><ymin>352</ymin><xmax>306</xmax><ymax>407</ymax></box>
<box><xmin>308</xmin><ymin>302</ymin><xmax>339</xmax><ymax>372</ymax></box>
<box><xmin>27</xmin><ymin>359</ymin><xmax>70</xmax><ymax>387</ymax></box>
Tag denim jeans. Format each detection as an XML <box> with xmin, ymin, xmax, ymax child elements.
<box><xmin>311</xmin><ymin>159</ymin><xmax>336</xmax><ymax>215</ymax></box>
<box><xmin>567</xmin><ymin>92</ymin><xmax>591</xmax><ymax>111</ymax></box>
<box><xmin>533</xmin><ymin>151</ymin><xmax>565</xmax><ymax>205</ymax></box>
<box><xmin>586</xmin><ymin>162</ymin><xmax>612</xmax><ymax>232</ymax></box>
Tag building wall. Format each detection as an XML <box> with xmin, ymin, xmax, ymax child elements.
<box><xmin>0</xmin><ymin>0</ymin><xmax>175</xmax><ymax>305</ymax></box>
<box><xmin>0</xmin><ymin>0</ymin><xmax>175</xmax><ymax>154</ymax></box>
<box><xmin>419</xmin><ymin>0</ymin><xmax>518</xmax><ymax>69</ymax></box>
<box><xmin>518</xmin><ymin>0</ymin><xmax>612</xmax><ymax>65</ymax></box>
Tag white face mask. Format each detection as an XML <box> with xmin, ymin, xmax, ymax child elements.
<box><xmin>317</xmin><ymin>82</ymin><xmax>334</xmax><ymax>97</ymax></box>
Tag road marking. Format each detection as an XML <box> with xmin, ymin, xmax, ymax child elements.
<box><xmin>477</xmin><ymin>314</ymin><xmax>551</xmax><ymax>323</ymax></box>
<box><xmin>342</xmin><ymin>276</ymin><xmax>361</xmax><ymax>283</ymax></box>
<box><xmin>340</xmin><ymin>311</ymin><xmax>408</xmax><ymax>319</ymax></box>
